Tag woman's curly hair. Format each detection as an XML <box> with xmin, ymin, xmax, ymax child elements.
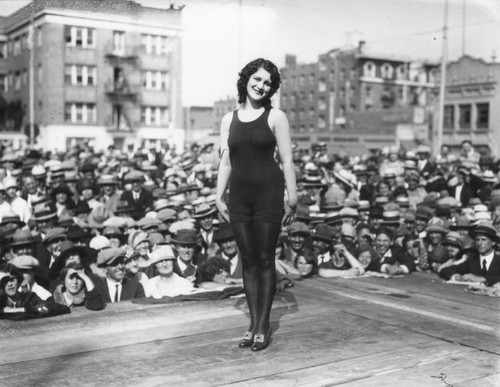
<box><xmin>195</xmin><ymin>257</ymin><xmax>231</xmax><ymax>285</ymax></box>
<box><xmin>237</xmin><ymin>58</ymin><xmax>281</xmax><ymax>105</ymax></box>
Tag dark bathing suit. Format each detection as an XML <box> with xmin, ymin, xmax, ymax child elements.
<box><xmin>227</xmin><ymin>107</ymin><xmax>284</xmax><ymax>224</ymax></box>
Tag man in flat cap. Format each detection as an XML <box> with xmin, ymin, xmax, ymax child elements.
<box><xmin>121</xmin><ymin>170</ymin><xmax>154</xmax><ymax>220</ymax></box>
<box><xmin>94</xmin><ymin>247</ymin><xmax>145</xmax><ymax>303</ymax></box>
<box><xmin>439</xmin><ymin>223</ymin><xmax>500</xmax><ymax>286</ymax></box>
<box><xmin>9</xmin><ymin>255</ymin><xmax>52</xmax><ymax>301</ymax></box>
<box><xmin>283</xmin><ymin>221</ymin><xmax>314</xmax><ymax>267</ymax></box>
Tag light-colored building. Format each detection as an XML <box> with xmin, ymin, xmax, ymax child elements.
<box><xmin>437</xmin><ymin>55</ymin><xmax>500</xmax><ymax>156</ymax></box>
<box><xmin>280</xmin><ymin>42</ymin><xmax>438</xmax><ymax>154</ymax></box>
<box><xmin>0</xmin><ymin>0</ymin><xmax>183</xmax><ymax>152</ymax></box>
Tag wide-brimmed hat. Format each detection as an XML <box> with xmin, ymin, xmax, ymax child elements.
<box><xmin>482</xmin><ymin>170</ymin><xmax>498</xmax><ymax>184</ymax></box>
<box><xmin>51</xmin><ymin>184</ymin><xmax>73</xmax><ymax>198</ymax></box>
<box><xmin>124</xmin><ymin>170</ymin><xmax>145</xmax><ymax>182</ymax></box>
<box><xmin>56</xmin><ymin>240</ymin><xmax>88</xmax><ymax>266</ymax></box>
<box><xmin>449</xmin><ymin>215</ymin><xmax>472</xmax><ymax>230</ymax></box>
<box><xmin>213</xmin><ymin>223</ymin><xmax>234</xmax><ymax>243</ymax></box>
<box><xmin>287</xmin><ymin>221</ymin><xmax>310</xmax><ymax>236</ymax></box>
<box><xmin>339</xmin><ymin>207</ymin><xmax>359</xmax><ymax>219</ymax></box>
<box><xmin>178</xmin><ymin>183</ymin><xmax>201</xmax><ymax>194</ymax></box>
<box><xmin>319</xmin><ymin>199</ymin><xmax>343</xmax><ymax>213</ymax></box>
<box><xmin>157</xmin><ymin>208</ymin><xmax>178</xmax><ymax>223</ymax></box>
<box><xmin>333</xmin><ymin>169</ymin><xmax>356</xmax><ymax>188</ymax></box>
<box><xmin>192</xmin><ymin>203</ymin><xmax>217</xmax><ymax>219</ymax></box>
<box><xmin>8</xmin><ymin>229</ymin><xmax>38</xmax><ymax>247</ymax></box>
<box><xmin>443</xmin><ymin>231</ymin><xmax>464</xmax><ymax>249</ymax></box>
<box><xmin>415</xmin><ymin>206</ymin><xmax>434</xmax><ymax>222</ymax></box>
<box><xmin>470</xmin><ymin>222</ymin><xmax>499</xmax><ymax>242</ymax></box>
<box><xmin>136</xmin><ymin>217</ymin><xmax>162</xmax><ymax>231</ymax></box>
<box><xmin>43</xmin><ymin>227</ymin><xmax>67</xmax><ymax>244</ymax></box>
<box><xmin>425</xmin><ymin>218</ymin><xmax>449</xmax><ymax>234</ymax></box>
<box><xmin>149</xmin><ymin>245</ymin><xmax>176</xmax><ymax>266</ymax></box>
<box><xmin>153</xmin><ymin>198</ymin><xmax>170</xmax><ymax>212</ymax></box>
<box><xmin>67</xmin><ymin>224</ymin><xmax>90</xmax><ymax>242</ymax></box>
<box><xmin>97</xmin><ymin>174</ymin><xmax>119</xmax><ymax>186</ymax></box>
<box><xmin>9</xmin><ymin>255</ymin><xmax>40</xmax><ymax>270</ymax></box>
<box><xmin>97</xmin><ymin>247</ymin><xmax>127</xmax><ymax>267</ymax></box>
<box><xmin>0</xmin><ymin>213</ymin><xmax>25</xmax><ymax>227</ymax></box>
<box><xmin>34</xmin><ymin>202</ymin><xmax>58</xmax><ymax>221</ymax></box>
<box><xmin>171</xmin><ymin>229</ymin><xmax>199</xmax><ymax>245</ymax></box>
<box><xmin>311</xmin><ymin>224</ymin><xmax>334</xmax><ymax>242</ymax></box>
<box><xmin>2</xmin><ymin>176</ymin><xmax>18</xmax><ymax>190</ymax></box>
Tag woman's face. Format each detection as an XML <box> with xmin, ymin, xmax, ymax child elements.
<box><xmin>55</xmin><ymin>193</ymin><xmax>68</xmax><ymax>204</ymax></box>
<box><xmin>445</xmin><ymin>244</ymin><xmax>460</xmax><ymax>258</ymax></box>
<box><xmin>358</xmin><ymin>250</ymin><xmax>372</xmax><ymax>269</ymax></box>
<box><xmin>296</xmin><ymin>256</ymin><xmax>313</xmax><ymax>277</ymax></box>
<box><xmin>155</xmin><ymin>259</ymin><xmax>174</xmax><ymax>276</ymax></box>
<box><xmin>375</xmin><ymin>233</ymin><xmax>391</xmax><ymax>255</ymax></box>
<box><xmin>65</xmin><ymin>272</ymin><xmax>84</xmax><ymax>295</ymax></box>
<box><xmin>136</xmin><ymin>240</ymin><xmax>150</xmax><ymax>256</ymax></box>
<box><xmin>81</xmin><ymin>188</ymin><xmax>94</xmax><ymax>200</ymax></box>
<box><xmin>125</xmin><ymin>258</ymin><xmax>139</xmax><ymax>274</ymax></box>
<box><xmin>247</xmin><ymin>67</ymin><xmax>272</xmax><ymax>103</ymax></box>
<box><xmin>109</xmin><ymin>237</ymin><xmax>122</xmax><ymax>248</ymax></box>
<box><xmin>4</xmin><ymin>277</ymin><xmax>19</xmax><ymax>297</ymax></box>
<box><xmin>428</xmin><ymin>232</ymin><xmax>443</xmax><ymax>246</ymax></box>
<box><xmin>405</xmin><ymin>239</ymin><xmax>420</xmax><ymax>259</ymax></box>
<box><xmin>212</xmin><ymin>269</ymin><xmax>229</xmax><ymax>284</ymax></box>
<box><xmin>378</xmin><ymin>182</ymin><xmax>390</xmax><ymax>196</ymax></box>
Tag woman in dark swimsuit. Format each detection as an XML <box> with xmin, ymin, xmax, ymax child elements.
<box><xmin>216</xmin><ymin>58</ymin><xmax>297</xmax><ymax>351</ymax></box>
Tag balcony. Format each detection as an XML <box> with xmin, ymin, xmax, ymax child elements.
<box><xmin>104</xmin><ymin>81</ymin><xmax>139</xmax><ymax>102</ymax></box>
<box><xmin>104</xmin><ymin>45</ymin><xmax>139</xmax><ymax>63</ymax></box>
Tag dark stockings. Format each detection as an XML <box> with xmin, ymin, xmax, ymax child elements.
<box><xmin>232</xmin><ymin>221</ymin><xmax>281</xmax><ymax>334</ymax></box>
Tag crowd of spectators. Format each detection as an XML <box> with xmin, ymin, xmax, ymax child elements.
<box><xmin>0</xmin><ymin>138</ymin><xmax>499</xmax><ymax>319</ymax></box>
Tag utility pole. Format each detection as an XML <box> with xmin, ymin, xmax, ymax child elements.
<box><xmin>462</xmin><ymin>0</ymin><xmax>466</xmax><ymax>56</ymax></box>
<box><xmin>28</xmin><ymin>3</ymin><xmax>35</xmax><ymax>146</ymax></box>
<box><xmin>435</xmin><ymin>0</ymin><xmax>448</xmax><ymax>155</ymax></box>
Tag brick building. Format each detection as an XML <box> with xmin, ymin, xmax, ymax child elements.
<box><xmin>437</xmin><ymin>55</ymin><xmax>500</xmax><ymax>156</ymax></box>
<box><xmin>0</xmin><ymin>0</ymin><xmax>183</xmax><ymax>151</ymax></box>
<box><xmin>280</xmin><ymin>42</ymin><xmax>438</xmax><ymax>154</ymax></box>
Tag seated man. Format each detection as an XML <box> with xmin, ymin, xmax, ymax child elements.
<box><xmin>212</xmin><ymin>223</ymin><xmax>243</xmax><ymax>281</ymax></box>
<box><xmin>439</xmin><ymin>223</ymin><xmax>500</xmax><ymax>286</ymax></box>
<box><xmin>145</xmin><ymin>245</ymin><xmax>194</xmax><ymax>298</ymax></box>
<box><xmin>372</xmin><ymin>228</ymin><xmax>416</xmax><ymax>275</ymax></box>
<box><xmin>172</xmin><ymin>229</ymin><xmax>206</xmax><ymax>282</ymax></box>
<box><xmin>283</xmin><ymin>222</ymin><xmax>313</xmax><ymax>267</ymax></box>
<box><xmin>8</xmin><ymin>255</ymin><xmax>52</xmax><ymax>301</ymax></box>
<box><xmin>94</xmin><ymin>247</ymin><xmax>145</xmax><ymax>303</ymax></box>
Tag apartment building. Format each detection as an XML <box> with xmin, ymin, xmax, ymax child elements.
<box><xmin>0</xmin><ymin>0</ymin><xmax>183</xmax><ymax>151</ymax></box>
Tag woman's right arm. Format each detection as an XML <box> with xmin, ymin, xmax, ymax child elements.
<box><xmin>215</xmin><ymin>113</ymin><xmax>233</xmax><ymax>222</ymax></box>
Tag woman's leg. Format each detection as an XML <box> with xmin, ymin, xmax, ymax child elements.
<box><xmin>253</xmin><ymin>221</ymin><xmax>282</xmax><ymax>334</ymax></box>
<box><xmin>231</xmin><ymin>222</ymin><xmax>259</xmax><ymax>333</ymax></box>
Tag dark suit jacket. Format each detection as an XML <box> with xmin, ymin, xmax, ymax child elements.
<box><xmin>370</xmin><ymin>246</ymin><xmax>416</xmax><ymax>273</ymax></box>
<box><xmin>120</xmin><ymin>189</ymin><xmax>154</xmax><ymax>220</ymax></box>
<box><xmin>439</xmin><ymin>250</ymin><xmax>500</xmax><ymax>286</ymax></box>
<box><xmin>212</xmin><ymin>252</ymin><xmax>243</xmax><ymax>279</ymax></box>
<box><xmin>449</xmin><ymin>184</ymin><xmax>475</xmax><ymax>207</ymax></box>
<box><xmin>94</xmin><ymin>276</ymin><xmax>145</xmax><ymax>303</ymax></box>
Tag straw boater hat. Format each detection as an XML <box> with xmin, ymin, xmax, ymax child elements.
<box><xmin>192</xmin><ymin>203</ymin><xmax>217</xmax><ymax>219</ymax></box>
<box><xmin>333</xmin><ymin>169</ymin><xmax>356</xmax><ymax>189</ymax></box>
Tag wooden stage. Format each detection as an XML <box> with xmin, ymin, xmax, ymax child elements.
<box><xmin>1</xmin><ymin>272</ymin><xmax>499</xmax><ymax>387</ymax></box>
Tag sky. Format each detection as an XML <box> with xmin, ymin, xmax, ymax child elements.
<box><xmin>1</xmin><ymin>0</ymin><xmax>498</xmax><ymax>106</ymax></box>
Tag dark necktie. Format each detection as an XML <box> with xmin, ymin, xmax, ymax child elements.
<box><xmin>115</xmin><ymin>284</ymin><xmax>120</xmax><ymax>302</ymax></box>
<box><xmin>482</xmin><ymin>259</ymin><xmax>487</xmax><ymax>272</ymax></box>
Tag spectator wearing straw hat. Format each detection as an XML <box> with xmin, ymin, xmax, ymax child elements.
<box><xmin>439</xmin><ymin>223</ymin><xmax>500</xmax><ymax>286</ymax></box>
<box><xmin>3</xmin><ymin>176</ymin><xmax>31</xmax><ymax>224</ymax></box>
<box><xmin>192</xmin><ymin>203</ymin><xmax>218</xmax><ymax>256</ymax></box>
<box><xmin>144</xmin><ymin>245</ymin><xmax>194</xmax><ymax>298</ymax></box>
<box><xmin>94</xmin><ymin>247</ymin><xmax>145</xmax><ymax>303</ymax></box>
<box><xmin>97</xmin><ymin>174</ymin><xmax>122</xmax><ymax>215</ymax></box>
<box><xmin>33</xmin><ymin>201</ymin><xmax>58</xmax><ymax>237</ymax></box>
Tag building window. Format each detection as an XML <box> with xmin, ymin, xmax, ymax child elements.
<box><xmin>14</xmin><ymin>71</ymin><xmax>21</xmax><ymax>90</ymax></box>
<box><xmin>299</xmin><ymin>109</ymin><xmax>305</xmax><ymax>120</ymax></box>
<box><xmin>328</xmin><ymin>70</ymin><xmax>335</xmax><ymax>82</ymax></box>
<box><xmin>143</xmin><ymin>71</ymin><xmax>169</xmax><ymax>90</ymax></box>
<box><xmin>38</xmin><ymin>64</ymin><xmax>43</xmax><ymax>84</ymax></box>
<box><xmin>365</xmin><ymin>85</ymin><xmax>372</xmax><ymax>98</ymax></box>
<box><xmin>65</xmin><ymin>26</ymin><xmax>95</xmax><ymax>48</ymax></box>
<box><xmin>65</xmin><ymin>65</ymin><xmax>97</xmax><ymax>86</ymax></box>
<box><xmin>113</xmin><ymin>31</ymin><xmax>125</xmax><ymax>54</ymax></box>
<box><xmin>37</xmin><ymin>27</ymin><xmax>42</xmax><ymax>47</ymax></box>
<box><xmin>339</xmin><ymin>105</ymin><xmax>345</xmax><ymax>117</ymax></box>
<box><xmin>309</xmin><ymin>73</ymin><xmax>315</xmax><ymax>83</ymax></box>
<box><xmin>141</xmin><ymin>34</ymin><xmax>170</xmax><ymax>55</ymax></box>
<box><xmin>21</xmin><ymin>69</ymin><xmax>27</xmax><ymax>86</ymax></box>
<box><xmin>319</xmin><ymin>60</ymin><xmax>327</xmax><ymax>71</ymax></box>
<box><xmin>459</xmin><ymin>104</ymin><xmax>471</xmax><ymax>130</ymax></box>
<box><xmin>363</xmin><ymin>62</ymin><xmax>376</xmax><ymax>78</ymax></box>
<box><xmin>141</xmin><ymin>106</ymin><xmax>169</xmax><ymax>126</ymax></box>
<box><xmin>381</xmin><ymin>63</ymin><xmax>393</xmax><ymax>79</ymax></box>
<box><xmin>318</xmin><ymin>79</ymin><xmax>326</xmax><ymax>92</ymax></box>
<box><xmin>0</xmin><ymin>74</ymin><xmax>6</xmax><ymax>92</ymax></box>
<box><xmin>309</xmin><ymin>108</ymin><xmax>315</xmax><ymax>119</ymax></box>
<box><xmin>13</xmin><ymin>38</ymin><xmax>21</xmax><ymax>56</ymax></box>
<box><xmin>318</xmin><ymin>115</ymin><xmax>326</xmax><ymax>129</ymax></box>
<box><xmin>65</xmin><ymin>103</ymin><xmax>97</xmax><ymax>123</ymax></box>
<box><xmin>0</xmin><ymin>42</ymin><xmax>6</xmax><ymax>59</ymax></box>
<box><xmin>443</xmin><ymin>105</ymin><xmax>454</xmax><ymax>129</ymax></box>
<box><xmin>308</xmin><ymin>91</ymin><xmax>315</xmax><ymax>103</ymax></box>
<box><xmin>299</xmin><ymin>75</ymin><xmax>305</xmax><ymax>86</ymax></box>
<box><xmin>318</xmin><ymin>97</ymin><xmax>326</xmax><ymax>110</ymax></box>
<box><xmin>396</xmin><ymin>65</ymin><xmax>406</xmax><ymax>80</ymax></box>
<box><xmin>476</xmin><ymin>103</ymin><xmax>489</xmax><ymax>129</ymax></box>
<box><xmin>340</xmin><ymin>69</ymin><xmax>346</xmax><ymax>80</ymax></box>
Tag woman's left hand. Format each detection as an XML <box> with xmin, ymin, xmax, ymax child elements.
<box><xmin>282</xmin><ymin>204</ymin><xmax>296</xmax><ymax>227</ymax></box>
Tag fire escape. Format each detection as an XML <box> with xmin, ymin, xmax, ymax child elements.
<box><xmin>104</xmin><ymin>43</ymin><xmax>139</xmax><ymax>133</ymax></box>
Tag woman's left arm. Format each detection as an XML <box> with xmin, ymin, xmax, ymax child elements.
<box><xmin>272</xmin><ymin>109</ymin><xmax>297</xmax><ymax>226</ymax></box>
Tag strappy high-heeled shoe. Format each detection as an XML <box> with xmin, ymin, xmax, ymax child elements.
<box><xmin>251</xmin><ymin>328</ymin><xmax>272</xmax><ymax>351</ymax></box>
<box><xmin>238</xmin><ymin>331</ymin><xmax>254</xmax><ymax>348</ymax></box>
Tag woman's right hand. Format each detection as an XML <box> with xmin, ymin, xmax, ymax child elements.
<box><xmin>216</xmin><ymin>198</ymin><xmax>230</xmax><ymax>222</ymax></box>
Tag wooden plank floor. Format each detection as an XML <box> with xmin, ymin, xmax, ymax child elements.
<box><xmin>0</xmin><ymin>272</ymin><xmax>498</xmax><ymax>387</ymax></box>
